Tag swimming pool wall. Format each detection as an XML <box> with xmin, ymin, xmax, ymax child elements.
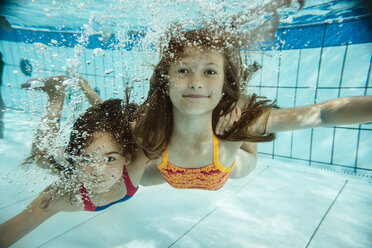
<box><xmin>0</xmin><ymin>15</ymin><xmax>371</xmax><ymax>176</ymax></box>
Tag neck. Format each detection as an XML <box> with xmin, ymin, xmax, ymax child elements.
<box><xmin>171</xmin><ymin>107</ymin><xmax>214</xmax><ymax>145</ymax></box>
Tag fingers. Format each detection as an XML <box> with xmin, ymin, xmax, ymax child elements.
<box><xmin>21</xmin><ymin>79</ymin><xmax>44</xmax><ymax>89</ymax></box>
<box><xmin>235</xmin><ymin>105</ymin><xmax>242</xmax><ymax>122</ymax></box>
<box><xmin>216</xmin><ymin>111</ymin><xmax>224</xmax><ymax>135</ymax></box>
<box><xmin>41</xmin><ymin>183</ymin><xmax>55</xmax><ymax>193</ymax></box>
<box><xmin>216</xmin><ymin>112</ymin><xmax>233</xmax><ymax>135</ymax></box>
<box><xmin>216</xmin><ymin>111</ymin><xmax>228</xmax><ymax>135</ymax></box>
<box><xmin>222</xmin><ymin>112</ymin><xmax>233</xmax><ymax>133</ymax></box>
<box><xmin>216</xmin><ymin>105</ymin><xmax>243</xmax><ymax>135</ymax></box>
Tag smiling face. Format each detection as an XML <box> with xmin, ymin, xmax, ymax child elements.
<box><xmin>76</xmin><ymin>132</ymin><xmax>130</xmax><ymax>194</ymax></box>
<box><xmin>168</xmin><ymin>47</ymin><xmax>225</xmax><ymax>116</ymax></box>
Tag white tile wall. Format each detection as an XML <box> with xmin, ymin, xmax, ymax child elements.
<box><xmin>333</xmin><ymin>128</ymin><xmax>358</xmax><ymax>166</ymax></box>
<box><xmin>318</xmin><ymin>46</ymin><xmax>346</xmax><ymax>88</ymax></box>
<box><xmin>278</xmin><ymin>49</ymin><xmax>299</xmax><ymax>87</ymax></box>
<box><xmin>357</xmin><ymin>130</ymin><xmax>372</xmax><ymax>171</ymax></box>
<box><xmin>297</xmin><ymin>48</ymin><xmax>321</xmax><ymax>88</ymax></box>
<box><xmin>311</xmin><ymin>127</ymin><xmax>334</xmax><ymax>164</ymax></box>
<box><xmin>273</xmin><ymin>131</ymin><xmax>292</xmax><ymax>157</ymax></box>
<box><xmin>1</xmin><ymin>39</ymin><xmax>371</xmax><ymax>174</ymax></box>
<box><xmin>341</xmin><ymin>43</ymin><xmax>371</xmax><ymax>88</ymax></box>
<box><xmin>261</xmin><ymin>50</ymin><xmax>280</xmax><ymax>87</ymax></box>
<box><xmin>292</xmin><ymin>129</ymin><xmax>312</xmax><ymax>160</ymax></box>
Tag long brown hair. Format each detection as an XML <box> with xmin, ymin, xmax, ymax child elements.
<box><xmin>133</xmin><ymin>28</ymin><xmax>276</xmax><ymax>159</ymax></box>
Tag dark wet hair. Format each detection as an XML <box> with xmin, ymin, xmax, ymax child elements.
<box><xmin>64</xmin><ymin>99</ymin><xmax>138</xmax><ymax>166</ymax></box>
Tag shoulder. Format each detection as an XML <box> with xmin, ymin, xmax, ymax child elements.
<box><xmin>218</xmin><ymin>138</ymin><xmax>243</xmax><ymax>168</ymax></box>
<box><xmin>219</xmin><ymin>138</ymin><xmax>242</xmax><ymax>152</ymax></box>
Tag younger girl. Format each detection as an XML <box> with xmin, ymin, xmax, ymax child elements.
<box><xmin>133</xmin><ymin>28</ymin><xmax>372</xmax><ymax>190</ymax></box>
<box><xmin>0</xmin><ymin>76</ymin><xmax>147</xmax><ymax>247</ymax></box>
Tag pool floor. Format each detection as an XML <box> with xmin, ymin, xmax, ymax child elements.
<box><xmin>0</xmin><ymin>111</ymin><xmax>371</xmax><ymax>248</ymax></box>
<box><xmin>0</xmin><ymin>159</ymin><xmax>370</xmax><ymax>248</ymax></box>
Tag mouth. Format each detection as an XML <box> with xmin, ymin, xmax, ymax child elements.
<box><xmin>182</xmin><ymin>94</ymin><xmax>209</xmax><ymax>98</ymax></box>
<box><xmin>90</xmin><ymin>179</ymin><xmax>108</xmax><ymax>184</ymax></box>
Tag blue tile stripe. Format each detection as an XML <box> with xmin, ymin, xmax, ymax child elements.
<box><xmin>0</xmin><ymin>16</ymin><xmax>371</xmax><ymax>50</ymax></box>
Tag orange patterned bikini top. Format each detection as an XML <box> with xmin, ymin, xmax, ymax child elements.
<box><xmin>157</xmin><ymin>134</ymin><xmax>235</xmax><ymax>191</ymax></box>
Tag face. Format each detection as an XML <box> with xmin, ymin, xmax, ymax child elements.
<box><xmin>168</xmin><ymin>47</ymin><xmax>225</xmax><ymax>116</ymax></box>
<box><xmin>76</xmin><ymin>132</ymin><xmax>130</xmax><ymax>194</ymax></box>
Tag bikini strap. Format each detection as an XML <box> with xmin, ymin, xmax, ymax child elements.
<box><xmin>157</xmin><ymin>148</ymin><xmax>168</xmax><ymax>169</ymax></box>
<box><xmin>79</xmin><ymin>184</ymin><xmax>97</xmax><ymax>211</ymax></box>
<box><xmin>213</xmin><ymin>134</ymin><xmax>234</xmax><ymax>172</ymax></box>
<box><xmin>122</xmin><ymin>166</ymin><xmax>138</xmax><ymax>196</ymax></box>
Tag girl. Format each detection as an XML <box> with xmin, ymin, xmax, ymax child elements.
<box><xmin>133</xmin><ymin>27</ymin><xmax>372</xmax><ymax>190</ymax></box>
<box><xmin>0</xmin><ymin>76</ymin><xmax>147</xmax><ymax>247</ymax></box>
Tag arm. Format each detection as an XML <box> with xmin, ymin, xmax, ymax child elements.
<box><xmin>43</xmin><ymin>149</ymin><xmax>150</xmax><ymax>211</ymax></box>
<box><xmin>0</xmin><ymin>192</ymin><xmax>59</xmax><ymax>247</ymax></box>
<box><xmin>251</xmin><ymin>96</ymin><xmax>372</xmax><ymax>135</ymax></box>
<box><xmin>230</xmin><ymin>142</ymin><xmax>257</xmax><ymax>179</ymax></box>
<box><xmin>25</xmin><ymin>76</ymin><xmax>66</xmax><ymax>169</ymax></box>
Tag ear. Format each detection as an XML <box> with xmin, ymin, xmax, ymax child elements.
<box><xmin>123</xmin><ymin>153</ymin><xmax>131</xmax><ymax>165</ymax></box>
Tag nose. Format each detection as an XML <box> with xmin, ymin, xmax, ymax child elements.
<box><xmin>91</xmin><ymin>164</ymin><xmax>105</xmax><ymax>177</ymax></box>
<box><xmin>188</xmin><ymin>72</ymin><xmax>203</xmax><ymax>90</ymax></box>
<box><xmin>89</xmin><ymin>161</ymin><xmax>105</xmax><ymax>177</ymax></box>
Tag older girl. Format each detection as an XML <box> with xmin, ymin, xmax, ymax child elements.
<box><xmin>134</xmin><ymin>28</ymin><xmax>372</xmax><ymax>190</ymax></box>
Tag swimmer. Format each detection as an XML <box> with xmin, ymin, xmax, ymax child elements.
<box><xmin>0</xmin><ymin>76</ymin><xmax>147</xmax><ymax>247</ymax></box>
<box><xmin>132</xmin><ymin>27</ymin><xmax>372</xmax><ymax>190</ymax></box>
<box><xmin>0</xmin><ymin>74</ymin><xmax>243</xmax><ymax>246</ymax></box>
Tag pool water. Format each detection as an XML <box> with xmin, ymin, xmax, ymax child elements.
<box><xmin>0</xmin><ymin>0</ymin><xmax>371</xmax><ymax>247</ymax></box>
<box><xmin>1</xmin><ymin>111</ymin><xmax>371</xmax><ymax>247</ymax></box>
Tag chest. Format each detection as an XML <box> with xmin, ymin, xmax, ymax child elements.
<box><xmin>165</xmin><ymin>138</ymin><xmax>241</xmax><ymax>169</ymax></box>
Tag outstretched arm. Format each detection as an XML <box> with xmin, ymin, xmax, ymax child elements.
<box><xmin>0</xmin><ymin>191</ymin><xmax>59</xmax><ymax>247</ymax></box>
<box><xmin>251</xmin><ymin>96</ymin><xmax>372</xmax><ymax>135</ymax></box>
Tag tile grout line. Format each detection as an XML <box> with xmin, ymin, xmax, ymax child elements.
<box><xmin>0</xmin><ymin>194</ymin><xmax>37</xmax><ymax>210</ymax></box>
<box><xmin>167</xmin><ymin>165</ymin><xmax>271</xmax><ymax>248</ymax></box>
<box><xmin>35</xmin><ymin>207</ymin><xmax>113</xmax><ymax>248</ymax></box>
<box><xmin>304</xmin><ymin>179</ymin><xmax>349</xmax><ymax>248</ymax></box>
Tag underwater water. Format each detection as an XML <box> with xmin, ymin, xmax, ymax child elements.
<box><xmin>0</xmin><ymin>0</ymin><xmax>371</xmax><ymax>247</ymax></box>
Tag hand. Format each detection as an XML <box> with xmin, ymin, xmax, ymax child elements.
<box><xmin>216</xmin><ymin>105</ymin><xmax>242</xmax><ymax>135</ymax></box>
<box><xmin>21</xmin><ymin>75</ymin><xmax>68</xmax><ymax>98</ymax></box>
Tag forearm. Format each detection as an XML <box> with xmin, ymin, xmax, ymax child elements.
<box><xmin>320</xmin><ymin>96</ymin><xmax>372</xmax><ymax>126</ymax></box>
<box><xmin>262</xmin><ymin>95</ymin><xmax>372</xmax><ymax>134</ymax></box>
<box><xmin>78</xmin><ymin>78</ymin><xmax>102</xmax><ymax>107</ymax></box>
<box><xmin>0</xmin><ymin>205</ymin><xmax>57</xmax><ymax>247</ymax></box>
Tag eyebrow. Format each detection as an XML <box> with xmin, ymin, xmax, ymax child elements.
<box><xmin>105</xmin><ymin>151</ymin><xmax>121</xmax><ymax>156</ymax></box>
<box><xmin>205</xmin><ymin>63</ymin><xmax>219</xmax><ymax>67</ymax></box>
<box><xmin>81</xmin><ymin>151</ymin><xmax>121</xmax><ymax>157</ymax></box>
<box><xmin>176</xmin><ymin>61</ymin><xmax>220</xmax><ymax>67</ymax></box>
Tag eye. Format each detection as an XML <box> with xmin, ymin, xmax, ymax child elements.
<box><xmin>177</xmin><ymin>68</ymin><xmax>189</xmax><ymax>74</ymax></box>
<box><xmin>204</xmin><ymin>69</ymin><xmax>217</xmax><ymax>75</ymax></box>
<box><xmin>81</xmin><ymin>156</ymin><xmax>92</xmax><ymax>163</ymax></box>
<box><xmin>105</xmin><ymin>156</ymin><xmax>116</xmax><ymax>163</ymax></box>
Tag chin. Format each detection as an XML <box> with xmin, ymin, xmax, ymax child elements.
<box><xmin>183</xmin><ymin>106</ymin><xmax>215</xmax><ymax>115</ymax></box>
<box><xmin>93</xmin><ymin>186</ymin><xmax>112</xmax><ymax>194</ymax></box>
